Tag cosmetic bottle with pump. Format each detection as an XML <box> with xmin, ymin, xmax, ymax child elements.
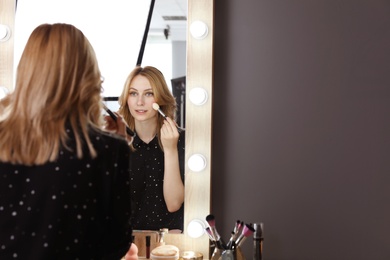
<box><xmin>157</xmin><ymin>228</ymin><xmax>168</xmax><ymax>246</ymax></box>
<box><xmin>252</xmin><ymin>223</ymin><xmax>263</xmax><ymax>260</ymax></box>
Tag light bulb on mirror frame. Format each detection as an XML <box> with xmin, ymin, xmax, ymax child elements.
<box><xmin>188</xmin><ymin>154</ymin><xmax>207</xmax><ymax>172</ymax></box>
<box><xmin>190</xmin><ymin>20</ymin><xmax>208</xmax><ymax>40</ymax></box>
<box><xmin>189</xmin><ymin>87</ymin><xmax>208</xmax><ymax>106</ymax></box>
<box><xmin>187</xmin><ymin>219</ymin><xmax>206</xmax><ymax>238</ymax></box>
<box><xmin>0</xmin><ymin>24</ymin><xmax>11</xmax><ymax>42</ymax></box>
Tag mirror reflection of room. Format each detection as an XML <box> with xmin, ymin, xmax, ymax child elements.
<box><xmin>14</xmin><ymin>0</ymin><xmax>187</xmax><ymax>233</ymax></box>
<box><xmin>114</xmin><ymin>66</ymin><xmax>186</xmax><ymax>232</ymax></box>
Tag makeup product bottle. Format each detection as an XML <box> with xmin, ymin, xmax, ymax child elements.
<box><xmin>146</xmin><ymin>235</ymin><xmax>151</xmax><ymax>259</ymax></box>
<box><xmin>252</xmin><ymin>223</ymin><xmax>263</xmax><ymax>260</ymax></box>
<box><xmin>157</xmin><ymin>228</ymin><xmax>168</xmax><ymax>246</ymax></box>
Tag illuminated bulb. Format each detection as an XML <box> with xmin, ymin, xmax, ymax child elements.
<box><xmin>189</xmin><ymin>87</ymin><xmax>208</xmax><ymax>106</ymax></box>
<box><xmin>187</xmin><ymin>219</ymin><xmax>205</xmax><ymax>238</ymax></box>
<box><xmin>190</xmin><ymin>21</ymin><xmax>208</xmax><ymax>40</ymax></box>
<box><xmin>0</xmin><ymin>24</ymin><xmax>11</xmax><ymax>42</ymax></box>
<box><xmin>188</xmin><ymin>154</ymin><xmax>207</xmax><ymax>172</ymax></box>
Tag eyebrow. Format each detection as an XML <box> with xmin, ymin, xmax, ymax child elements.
<box><xmin>129</xmin><ymin>87</ymin><xmax>153</xmax><ymax>91</ymax></box>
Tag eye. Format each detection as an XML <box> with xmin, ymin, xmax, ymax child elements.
<box><xmin>129</xmin><ymin>91</ymin><xmax>138</xmax><ymax>96</ymax></box>
<box><xmin>145</xmin><ymin>92</ymin><xmax>154</xmax><ymax>97</ymax></box>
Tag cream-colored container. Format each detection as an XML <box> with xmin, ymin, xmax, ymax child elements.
<box><xmin>151</xmin><ymin>245</ymin><xmax>179</xmax><ymax>260</ymax></box>
<box><xmin>180</xmin><ymin>251</ymin><xmax>203</xmax><ymax>260</ymax></box>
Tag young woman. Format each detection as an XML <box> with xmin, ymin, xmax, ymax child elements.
<box><xmin>0</xmin><ymin>23</ymin><xmax>137</xmax><ymax>260</ymax></box>
<box><xmin>116</xmin><ymin>66</ymin><xmax>185</xmax><ymax>232</ymax></box>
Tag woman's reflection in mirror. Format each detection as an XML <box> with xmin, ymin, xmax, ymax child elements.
<box><xmin>0</xmin><ymin>23</ymin><xmax>138</xmax><ymax>259</ymax></box>
<box><xmin>107</xmin><ymin>66</ymin><xmax>185</xmax><ymax>232</ymax></box>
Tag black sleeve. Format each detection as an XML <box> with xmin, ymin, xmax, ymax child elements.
<box><xmin>99</xmin><ymin>139</ymin><xmax>133</xmax><ymax>260</ymax></box>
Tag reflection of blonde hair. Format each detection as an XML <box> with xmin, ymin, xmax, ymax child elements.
<box><xmin>0</xmin><ymin>23</ymin><xmax>103</xmax><ymax>165</ymax></box>
<box><xmin>118</xmin><ymin>66</ymin><xmax>177</xmax><ymax>150</ymax></box>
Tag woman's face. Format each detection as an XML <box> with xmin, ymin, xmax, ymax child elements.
<box><xmin>127</xmin><ymin>75</ymin><xmax>158</xmax><ymax>122</ymax></box>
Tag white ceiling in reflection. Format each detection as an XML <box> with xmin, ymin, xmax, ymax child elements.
<box><xmin>14</xmin><ymin>0</ymin><xmax>182</xmax><ymax>96</ymax></box>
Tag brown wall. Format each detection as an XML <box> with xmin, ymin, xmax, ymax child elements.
<box><xmin>212</xmin><ymin>1</ymin><xmax>390</xmax><ymax>259</ymax></box>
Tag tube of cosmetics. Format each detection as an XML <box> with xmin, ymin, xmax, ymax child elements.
<box><xmin>253</xmin><ymin>223</ymin><xmax>263</xmax><ymax>260</ymax></box>
<box><xmin>146</xmin><ymin>235</ymin><xmax>151</xmax><ymax>259</ymax></box>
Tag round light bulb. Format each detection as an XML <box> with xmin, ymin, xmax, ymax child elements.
<box><xmin>188</xmin><ymin>154</ymin><xmax>207</xmax><ymax>172</ymax></box>
<box><xmin>187</xmin><ymin>219</ymin><xmax>205</xmax><ymax>238</ymax></box>
<box><xmin>189</xmin><ymin>87</ymin><xmax>208</xmax><ymax>105</ymax></box>
<box><xmin>190</xmin><ymin>21</ymin><xmax>208</xmax><ymax>40</ymax></box>
<box><xmin>0</xmin><ymin>24</ymin><xmax>11</xmax><ymax>42</ymax></box>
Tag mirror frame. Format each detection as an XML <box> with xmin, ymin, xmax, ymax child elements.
<box><xmin>161</xmin><ymin>0</ymin><xmax>214</xmax><ymax>257</ymax></box>
<box><xmin>0</xmin><ymin>0</ymin><xmax>214</xmax><ymax>257</ymax></box>
<box><xmin>0</xmin><ymin>0</ymin><xmax>15</xmax><ymax>93</ymax></box>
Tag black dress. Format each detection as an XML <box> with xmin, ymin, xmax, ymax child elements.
<box><xmin>0</xmin><ymin>128</ymin><xmax>133</xmax><ymax>260</ymax></box>
<box><xmin>130</xmin><ymin>130</ymin><xmax>185</xmax><ymax>231</ymax></box>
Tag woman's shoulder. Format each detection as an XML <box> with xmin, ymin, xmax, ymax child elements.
<box><xmin>90</xmin><ymin>127</ymin><xmax>129</xmax><ymax>149</ymax></box>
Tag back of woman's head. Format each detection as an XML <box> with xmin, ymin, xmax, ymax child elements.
<box><xmin>15</xmin><ymin>23</ymin><xmax>102</xmax><ymax>122</ymax></box>
<box><xmin>0</xmin><ymin>23</ymin><xmax>103</xmax><ymax>165</ymax></box>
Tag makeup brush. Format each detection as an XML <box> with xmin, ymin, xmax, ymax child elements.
<box><xmin>225</xmin><ymin>231</ymin><xmax>236</xmax><ymax>249</ymax></box>
<box><xmin>226</xmin><ymin>220</ymin><xmax>241</xmax><ymax>249</ymax></box>
<box><xmin>233</xmin><ymin>220</ymin><xmax>241</xmax><ymax>234</ymax></box>
<box><xmin>205</xmin><ymin>226</ymin><xmax>218</xmax><ymax>251</ymax></box>
<box><xmin>206</xmin><ymin>214</ymin><xmax>226</xmax><ymax>249</ymax></box>
<box><xmin>235</xmin><ymin>223</ymin><xmax>255</xmax><ymax>247</ymax></box>
<box><xmin>205</xmin><ymin>227</ymin><xmax>216</xmax><ymax>242</ymax></box>
<box><xmin>152</xmin><ymin>102</ymin><xmax>182</xmax><ymax>131</ymax></box>
<box><xmin>102</xmin><ymin>103</ymin><xmax>135</xmax><ymax>137</ymax></box>
<box><xmin>231</xmin><ymin>220</ymin><xmax>244</xmax><ymax>243</ymax></box>
<box><xmin>152</xmin><ymin>102</ymin><xmax>167</xmax><ymax>119</ymax></box>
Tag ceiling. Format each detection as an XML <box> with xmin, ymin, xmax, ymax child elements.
<box><xmin>149</xmin><ymin>0</ymin><xmax>187</xmax><ymax>41</ymax></box>
<box><xmin>14</xmin><ymin>0</ymin><xmax>187</xmax><ymax>41</ymax></box>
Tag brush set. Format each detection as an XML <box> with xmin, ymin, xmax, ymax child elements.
<box><xmin>205</xmin><ymin>215</ymin><xmax>262</xmax><ymax>260</ymax></box>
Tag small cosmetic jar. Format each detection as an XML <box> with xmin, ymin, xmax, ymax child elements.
<box><xmin>151</xmin><ymin>245</ymin><xmax>179</xmax><ymax>260</ymax></box>
<box><xmin>180</xmin><ymin>251</ymin><xmax>203</xmax><ymax>260</ymax></box>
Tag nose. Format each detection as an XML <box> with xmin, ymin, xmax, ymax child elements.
<box><xmin>136</xmin><ymin>95</ymin><xmax>144</xmax><ymax>106</ymax></box>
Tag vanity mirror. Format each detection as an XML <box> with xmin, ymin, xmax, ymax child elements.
<box><xmin>0</xmin><ymin>0</ymin><xmax>213</xmax><ymax>257</ymax></box>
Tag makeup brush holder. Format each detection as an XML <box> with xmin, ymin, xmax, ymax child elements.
<box><xmin>210</xmin><ymin>247</ymin><xmax>222</xmax><ymax>260</ymax></box>
<box><xmin>213</xmin><ymin>246</ymin><xmax>244</xmax><ymax>260</ymax></box>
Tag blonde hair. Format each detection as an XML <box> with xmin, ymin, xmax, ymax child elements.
<box><xmin>118</xmin><ymin>66</ymin><xmax>177</xmax><ymax>150</ymax></box>
<box><xmin>0</xmin><ymin>23</ymin><xmax>103</xmax><ymax>165</ymax></box>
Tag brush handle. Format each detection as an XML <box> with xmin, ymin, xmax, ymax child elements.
<box><xmin>157</xmin><ymin>108</ymin><xmax>167</xmax><ymax>119</ymax></box>
<box><xmin>211</xmin><ymin>227</ymin><xmax>227</xmax><ymax>249</ymax></box>
<box><xmin>103</xmin><ymin>105</ymin><xmax>135</xmax><ymax>137</ymax></box>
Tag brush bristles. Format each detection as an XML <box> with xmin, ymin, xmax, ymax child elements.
<box><xmin>206</xmin><ymin>214</ymin><xmax>215</xmax><ymax>222</ymax></box>
<box><xmin>152</xmin><ymin>103</ymin><xmax>160</xmax><ymax>111</ymax></box>
<box><xmin>206</xmin><ymin>215</ymin><xmax>216</xmax><ymax>228</ymax></box>
<box><xmin>243</xmin><ymin>224</ymin><xmax>255</xmax><ymax>236</ymax></box>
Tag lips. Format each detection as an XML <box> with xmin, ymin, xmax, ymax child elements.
<box><xmin>134</xmin><ymin>109</ymin><xmax>150</xmax><ymax>117</ymax></box>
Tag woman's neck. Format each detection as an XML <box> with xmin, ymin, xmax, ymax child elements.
<box><xmin>135</xmin><ymin>120</ymin><xmax>157</xmax><ymax>144</ymax></box>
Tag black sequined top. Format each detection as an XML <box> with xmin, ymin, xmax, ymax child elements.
<box><xmin>0</xmin><ymin>128</ymin><xmax>133</xmax><ymax>260</ymax></box>
<box><xmin>130</xmin><ymin>130</ymin><xmax>185</xmax><ymax>231</ymax></box>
